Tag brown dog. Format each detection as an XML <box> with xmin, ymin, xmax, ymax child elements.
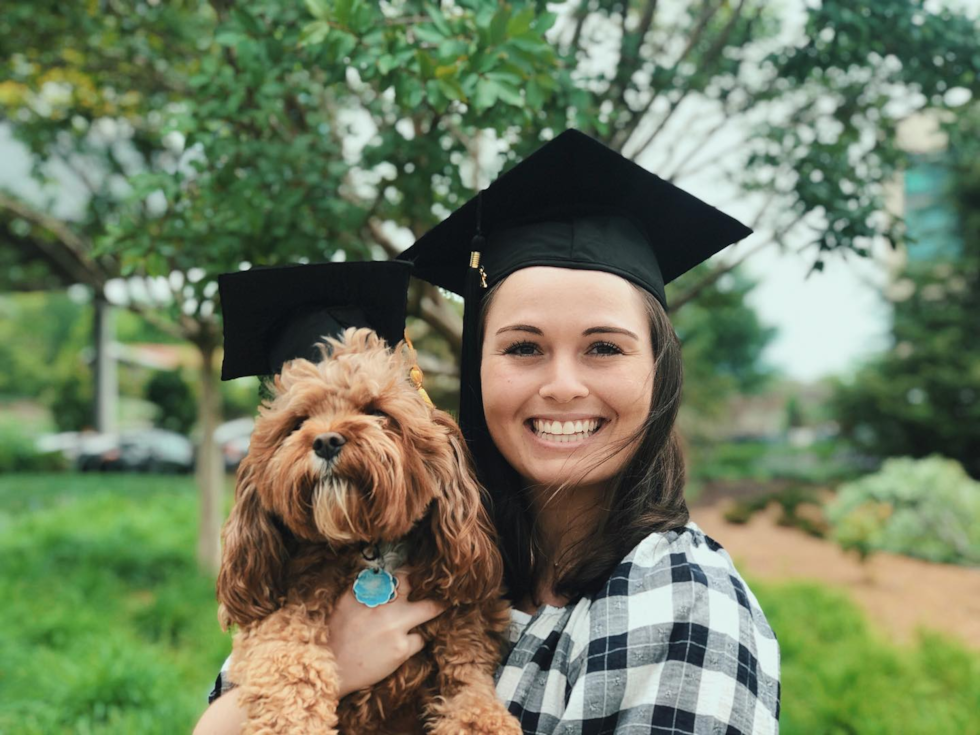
<box><xmin>216</xmin><ymin>328</ymin><xmax>520</xmax><ymax>734</ymax></box>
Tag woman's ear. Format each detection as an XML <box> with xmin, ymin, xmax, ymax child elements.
<box><xmin>422</xmin><ymin>411</ymin><xmax>504</xmax><ymax>605</ymax></box>
<box><xmin>215</xmin><ymin>463</ymin><xmax>289</xmax><ymax>629</ymax></box>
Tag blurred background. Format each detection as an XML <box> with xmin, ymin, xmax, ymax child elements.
<box><xmin>1</xmin><ymin>0</ymin><xmax>979</xmax><ymax>732</ymax></box>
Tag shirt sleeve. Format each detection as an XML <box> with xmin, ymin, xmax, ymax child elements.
<box><xmin>553</xmin><ymin>532</ymin><xmax>780</xmax><ymax>734</ymax></box>
<box><xmin>207</xmin><ymin>654</ymin><xmax>236</xmax><ymax>705</ymax></box>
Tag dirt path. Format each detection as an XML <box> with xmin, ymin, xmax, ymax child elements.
<box><xmin>691</xmin><ymin>500</ymin><xmax>980</xmax><ymax>651</ymax></box>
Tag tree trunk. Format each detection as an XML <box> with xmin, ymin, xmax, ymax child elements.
<box><xmin>92</xmin><ymin>295</ymin><xmax>118</xmax><ymax>433</ymax></box>
<box><xmin>195</xmin><ymin>340</ymin><xmax>224</xmax><ymax>575</ymax></box>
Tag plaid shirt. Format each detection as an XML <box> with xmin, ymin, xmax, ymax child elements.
<box><xmin>209</xmin><ymin>521</ymin><xmax>780</xmax><ymax>734</ymax></box>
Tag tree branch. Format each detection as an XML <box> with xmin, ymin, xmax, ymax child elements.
<box><xmin>0</xmin><ymin>192</ymin><xmax>110</xmax><ymax>288</ymax></box>
<box><xmin>626</xmin><ymin>0</ymin><xmax>748</xmax><ymax>161</ymax></box>
<box><xmin>613</xmin><ymin>0</ymin><xmax>726</xmax><ymax>153</ymax></box>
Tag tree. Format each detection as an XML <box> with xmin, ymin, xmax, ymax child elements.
<box><xmin>829</xmin><ymin>132</ymin><xmax>980</xmax><ymax>478</ymax></box>
<box><xmin>3</xmin><ymin>0</ymin><xmax>979</xmax><ymax>570</ymax></box>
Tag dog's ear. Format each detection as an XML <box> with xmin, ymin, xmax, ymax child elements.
<box><xmin>420</xmin><ymin>411</ymin><xmax>504</xmax><ymax>605</ymax></box>
<box><xmin>215</xmin><ymin>464</ymin><xmax>289</xmax><ymax>630</ymax></box>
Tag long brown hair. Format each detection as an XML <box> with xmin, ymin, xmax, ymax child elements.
<box><xmin>472</xmin><ymin>279</ymin><xmax>688</xmax><ymax>605</ymax></box>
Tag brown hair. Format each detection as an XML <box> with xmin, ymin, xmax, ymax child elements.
<box><xmin>473</xmin><ymin>279</ymin><xmax>688</xmax><ymax>605</ymax></box>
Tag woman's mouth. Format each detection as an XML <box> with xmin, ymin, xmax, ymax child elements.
<box><xmin>526</xmin><ymin>418</ymin><xmax>607</xmax><ymax>444</ymax></box>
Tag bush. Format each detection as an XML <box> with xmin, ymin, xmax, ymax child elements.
<box><xmin>0</xmin><ymin>423</ymin><xmax>66</xmax><ymax>473</ymax></box>
<box><xmin>826</xmin><ymin>455</ymin><xmax>980</xmax><ymax>565</ymax></box>
<box><xmin>145</xmin><ymin>370</ymin><xmax>197</xmax><ymax>435</ymax></box>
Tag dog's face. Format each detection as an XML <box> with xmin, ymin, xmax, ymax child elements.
<box><xmin>243</xmin><ymin>327</ymin><xmax>453</xmax><ymax>546</ymax></box>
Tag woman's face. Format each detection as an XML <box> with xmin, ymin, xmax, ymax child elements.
<box><xmin>481</xmin><ymin>267</ymin><xmax>655</xmax><ymax>492</ymax></box>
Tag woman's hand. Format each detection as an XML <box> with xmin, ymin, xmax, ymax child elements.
<box><xmin>193</xmin><ymin>573</ymin><xmax>446</xmax><ymax>733</ymax></box>
<box><xmin>330</xmin><ymin>572</ymin><xmax>447</xmax><ymax>698</ymax></box>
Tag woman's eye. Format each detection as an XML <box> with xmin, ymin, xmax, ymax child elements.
<box><xmin>588</xmin><ymin>341</ymin><xmax>624</xmax><ymax>356</ymax></box>
<box><xmin>502</xmin><ymin>340</ymin><xmax>540</xmax><ymax>357</ymax></box>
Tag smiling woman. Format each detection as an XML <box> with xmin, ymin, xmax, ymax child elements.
<box><xmin>402</xmin><ymin>130</ymin><xmax>781</xmax><ymax>734</ymax></box>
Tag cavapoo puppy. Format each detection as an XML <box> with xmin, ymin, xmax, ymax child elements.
<box><xmin>216</xmin><ymin>327</ymin><xmax>520</xmax><ymax>734</ymax></box>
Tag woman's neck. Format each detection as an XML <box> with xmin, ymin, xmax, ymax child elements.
<box><xmin>517</xmin><ymin>481</ymin><xmax>609</xmax><ymax>614</ymax></box>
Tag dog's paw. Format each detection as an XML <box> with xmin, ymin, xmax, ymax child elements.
<box><xmin>429</xmin><ymin>709</ymin><xmax>523</xmax><ymax>735</ymax></box>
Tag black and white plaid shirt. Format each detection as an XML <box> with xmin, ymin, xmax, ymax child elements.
<box><xmin>209</xmin><ymin>521</ymin><xmax>780</xmax><ymax>734</ymax></box>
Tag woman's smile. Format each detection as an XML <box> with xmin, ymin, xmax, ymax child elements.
<box><xmin>525</xmin><ymin>417</ymin><xmax>608</xmax><ymax>446</ymax></box>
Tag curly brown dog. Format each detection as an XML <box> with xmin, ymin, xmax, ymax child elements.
<box><xmin>216</xmin><ymin>327</ymin><xmax>521</xmax><ymax>734</ymax></box>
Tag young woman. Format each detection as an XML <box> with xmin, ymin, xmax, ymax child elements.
<box><xmin>196</xmin><ymin>131</ymin><xmax>780</xmax><ymax>734</ymax></box>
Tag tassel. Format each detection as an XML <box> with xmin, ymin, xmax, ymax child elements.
<box><xmin>403</xmin><ymin>332</ymin><xmax>434</xmax><ymax>407</ymax></box>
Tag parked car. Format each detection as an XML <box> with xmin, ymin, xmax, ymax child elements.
<box><xmin>215</xmin><ymin>418</ymin><xmax>254</xmax><ymax>472</ymax></box>
<box><xmin>51</xmin><ymin>429</ymin><xmax>195</xmax><ymax>473</ymax></box>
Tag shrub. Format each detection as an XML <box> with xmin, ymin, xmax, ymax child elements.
<box><xmin>0</xmin><ymin>423</ymin><xmax>67</xmax><ymax>473</ymax></box>
<box><xmin>145</xmin><ymin>370</ymin><xmax>197</xmax><ymax>435</ymax></box>
<box><xmin>826</xmin><ymin>455</ymin><xmax>980</xmax><ymax>565</ymax></box>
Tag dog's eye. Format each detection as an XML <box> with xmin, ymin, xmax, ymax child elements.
<box><xmin>366</xmin><ymin>407</ymin><xmax>388</xmax><ymax>420</ymax></box>
<box><xmin>289</xmin><ymin>417</ymin><xmax>306</xmax><ymax>434</ymax></box>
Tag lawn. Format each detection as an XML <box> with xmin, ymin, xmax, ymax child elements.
<box><xmin>1</xmin><ymin>473</ymin><xmax>978</xmax><ymax>733</ymax></box>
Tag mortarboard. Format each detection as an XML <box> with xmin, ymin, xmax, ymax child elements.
<box><xmin>219</xmin><ymin>260</ymin><xmax>413</xmax><ymax>381</ymax></box>
<box><xmin>400</xmin><ymin>128</ymin><xmax>753</xmax><ymax>446</ymax></box>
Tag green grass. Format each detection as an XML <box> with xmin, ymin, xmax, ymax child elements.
<box><xmin>753</xmin><ymin>579</ymin><xmax>980</xmax><ymax>734</ymax></box>
<box><xmin>1</xmin><ymin>474</ymin><xmax>979</xmax><ymax>733</ymax></box>
<box><xmin>0</xmin><ymin>474</ymin><xmax>229</xmax><ymax>734</ymax></box>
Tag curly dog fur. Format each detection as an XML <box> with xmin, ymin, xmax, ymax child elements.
<box><xmin>216</xmin><ymin>328</ymin><xmax>520</xmax><ymax>734</ymax></box>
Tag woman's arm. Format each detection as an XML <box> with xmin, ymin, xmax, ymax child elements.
<box><xmin>193</xmin><ymin>573</ymin><xmax>447</xmax><ymax>733</ymax></box>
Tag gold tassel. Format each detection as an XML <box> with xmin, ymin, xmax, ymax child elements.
<box><xmin>403</xmin><ymin>332</ymin><xmax>434</xmax><ymax>407</ymax></box>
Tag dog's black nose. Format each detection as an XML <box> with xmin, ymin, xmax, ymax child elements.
<box><xmin>312</xmin><ymin>432</ymin><xmax>346</xmax><ymax>461</ymax></box>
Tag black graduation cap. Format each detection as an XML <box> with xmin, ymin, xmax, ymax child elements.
<box><xmin>219</xmin><ymin>260</ymin><xmax>413</xmax><ymax>381</ymax></box>
<box><xmin>400</xmin><ymin>128</ymin><xmax>752</xmax><ymax>447</ymax></box>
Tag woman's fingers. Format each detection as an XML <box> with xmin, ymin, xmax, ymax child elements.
<box><xmin>403</xmin><ymin>632</ymin><xmax>426</xmax><ymax>660</ymax></box>
<box><xmin>401</xmin><ymin>597</ymin><xmax>449</xmax><ymax>629</ymax></box>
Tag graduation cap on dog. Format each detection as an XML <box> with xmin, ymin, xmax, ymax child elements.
<box><xmin>219</xmin><ymin>260</ymin><xmax>414</xmax><ymax>381</ymax></box>
<box><xmin>400</xmin><ymin>129</ymin><xmax>753</xmax><ymax>441</ymax></box>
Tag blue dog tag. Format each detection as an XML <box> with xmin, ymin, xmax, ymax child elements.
<box><xmin>353</xmin><ymin>567</ymin><xmax>398</xmax><ymax>607</ymax></box>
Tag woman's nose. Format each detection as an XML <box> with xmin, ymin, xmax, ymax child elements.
<box><xmin>537</xmin><ymin>355</ymin><xmax>590</xmax><ymax>403</ymax></box>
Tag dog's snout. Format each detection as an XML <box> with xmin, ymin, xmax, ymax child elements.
<box><xmin>313</xmin><ymin>432</ymin><xmax>346</xmax><ymax>460</ymax></box>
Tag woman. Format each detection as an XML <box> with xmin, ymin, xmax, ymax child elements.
<box><xmin>196</xmin><ymin>131</ymin><xmax>780</xmax><ymax>734</ymax></box>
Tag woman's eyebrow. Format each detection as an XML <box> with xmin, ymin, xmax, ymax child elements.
<box><xmin>583</xmin><ymin>326</ymin><xmax>640</xmax><ymax>340</ymax></box>
<box><xmin>495</xmin><ymin>324</ymin><xmax>639</xmax><ymax>340</ymax></box>
<box><xmin>496</xmin><ymin>324</ymin><xmax>543</xmax><ymax>336</ymax></box>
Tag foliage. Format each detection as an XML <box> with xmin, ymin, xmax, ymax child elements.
<box><xmin>689</xmin><ymin>438</ymin><xmax>866</xmax><ymax>486</ymax></box>
<box><xmin>723</xmin><ymin>485</ymin><xmax>829</xmax><ymax>538</ymax></box>
<box><xmin>754</xmin><ymin>579</ymin><xmax>980</xmax><ymax>734</ymax></box>
<box><xmin>669</xmin><ymin>262</ymin><xmax>779</xmax><ymax>416</ymax></box>
<box><xmin>826</xmin><ymin>455</ymin><xmax>980</xmax><ymax>566</ymax></box>
<box><xmin>0</xmin><ymin>419</ymin><xmax>67</xmax><ymax>473</ymax></box>
<box><xmin>0</xmin><ymin>474</ymin><xmax>229</xmax><ymax>734</ymax></box>
<box><xmin>145</xmin><ymin>369</ymin><xmax>197</xmax><ymax>435</ymax></box>
<box><xmin>830</xmin><ymin>146</ymin><xmax>980</xmax><ymax>479</ymax></box>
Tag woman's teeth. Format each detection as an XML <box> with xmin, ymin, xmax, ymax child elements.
<box><xmin>531</xmin><ymin>419</ymin><xmax>602</xmax><ymax>443</ymax></box>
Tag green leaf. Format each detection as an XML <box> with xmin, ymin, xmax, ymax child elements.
<box><xmin>395</xmin><ymin>76</ymin><xmax>424</xmax><ymax>108</ymax></box>
<box><xmin>414</xmin><ymin>24</ymin><xmax>446</xmax><ymax>44</ymax></box>
<box><xmin>489</xmin><ymin>6</ymin><xmax>511</xmax><ymax>46</ymax></box>
<box><xmin>437</xmin><ymin>77</ymin><xmax>465</xmax><ymax>102</ymax></box>
<box><xmin>215</xmin><ymin>31</ymin><xmax>244</xmax><ymax>47</ymax></box>
<box><xmin>435</xmin><ymin>64</ymin><xmax>457</xmax><ymax>79</ymax></box>
<box><xmin>425</xmin><ymin>79</ymin><xmax>448</xmax><ymax>110</ymax></box>
<box><xmin>532</xmin><ymin>11</ymin><xmax>558</xmax><ymax>34</ymax></box>
<box><xmin>334</xmin><ymin>0</ymin><xmax>353</xmax><ymax>26</ymax></box>
<box><xmin>378</xmin><ymin>55</ymin><xmax>397</xmax><ymax>75</ymax></box>
<box><xmin>489</xmin><ymin>79</ymin><xmax>522</xmax><ymax>107</ymax></box>
<box><xmin>303</xmin><ymin>0</ymin><xmax>331</xmax><ymax>21</ymax></box>
<box><xmin>525</xmin><ymin>77</ymin><xmax>545</xmax><ymax>109</ymax></box>
<box><xmin>298</xmin><ymin>21</ymin><xmax>330</xmax><ymax>47</ymax></box>
<box><xmin>507</xmin><ymin>7</ymin><xmax>535</xmax><ymax>37</ymax></box>
<box><xmin>417</xmin><ymin>50</ymin><xmax>436</xmax><ymax>79</ymax></box>
<box><xmin>425</xmin><ymin>3</ymin><xmax>452</xmax><ymax>37</ymax></box>
<box><xmin>473</xmin><ymin>78</ymin><xmax>498</xmax><ymax>110</ymax></box>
